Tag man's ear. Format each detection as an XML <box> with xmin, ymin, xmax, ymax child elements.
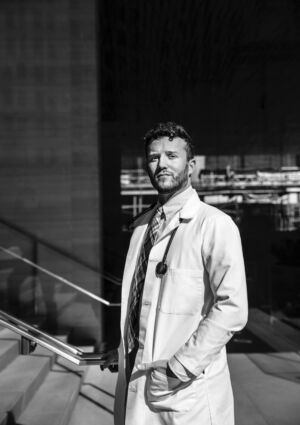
<box><xmin>188</xmin><ymin>158</ymin><xmax>196</xmax><ymax>177</ymax></box>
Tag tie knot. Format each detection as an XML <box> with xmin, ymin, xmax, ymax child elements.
<box><xmin>154</xmin><ymin>207</ymin><xmax>165</xmax><ymax>222</ymax></box>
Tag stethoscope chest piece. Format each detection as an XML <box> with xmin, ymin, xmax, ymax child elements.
<box><xmin>156</xmin><ymin>261</ymin><xmax>168</xmax><ymax>276</ymax></box>
<box><xmin>154</xmin><ymin>219</ymin><xmax>182</xmax><ymax>278</ymax></box>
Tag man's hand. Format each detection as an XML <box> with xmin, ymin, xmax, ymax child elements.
<box><xmin>137</xmin><ymin>360</ymin><xmax>180</xmax><ymax>380</ymax></box>
<box><xmin>99</xmin><ymin>348</ymin><xmax>119</xmax><ymax>373</ymax></box>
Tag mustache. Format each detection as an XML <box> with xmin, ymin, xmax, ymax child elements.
<box><xmin>155</xmin><ymin>171</ymin><xmax>174</xmax><ymax>178</ymax></box>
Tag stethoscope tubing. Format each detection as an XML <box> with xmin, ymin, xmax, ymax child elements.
<box><xmin>155</xmin><ymin>220</ymin><xmax>182</xmax><ymax>276</ymax></box>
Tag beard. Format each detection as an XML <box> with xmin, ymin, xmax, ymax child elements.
<box><xmin>149</xmin><ymin>164</ymin><xmax>190</xmax><ymax>195</ymax></box>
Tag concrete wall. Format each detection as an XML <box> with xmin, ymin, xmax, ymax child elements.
<box><xmin>0</xmin><ymin>0</ymin><xmax>103</xmax><ymax>344</ymax></box>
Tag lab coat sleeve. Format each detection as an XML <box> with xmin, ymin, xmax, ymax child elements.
<box><xmin>168</xmin><ymin>214</ymin><xmax>248</xmax><ymax>379</ymax></box>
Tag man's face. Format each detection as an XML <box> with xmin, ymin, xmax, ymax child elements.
<box><xmin>146</xmin><ymin>137</ymin><xmax>195</xmax><ymax>195</ymax></box>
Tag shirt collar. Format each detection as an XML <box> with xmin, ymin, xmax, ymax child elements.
<box><xmin>158</xmin><ymin>185</ymin><xmax>194</xmax><ymax>220</ymax></box>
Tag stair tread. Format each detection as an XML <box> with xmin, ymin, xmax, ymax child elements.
<box><xmin>0</xmin><ymin>340</ymin><xmax>19</xmax><ymax>372</ymax></box>
<box><xmin>68</xmin><ymin>394</ymin><xmax>114</xmax><ymax>425</ymax></box>
<box><xmin>0</xmin><ymin>328</ymin><xmax>21</xmax><ymax>341</ymax></box>
<box><xmin>228</xmin><ymin>353</ymin><xmax>300</xmax><ymax>425</ymax></box>
<box><xmin>68</xmin><ymin>366</ymin><xmax>116</xmax><ymax>425</ymax></box>
<box><xmin>0</xmin><ymin>355</ymin><xmax>50</xmax><ymax>418</ymax></box>
<box><xmin>0</xmin><ymin>340</ymin><xmax>17</xmax><ymax>354</ymax></box>
<box><xmin>0</xmin><ymin>412</ymin><xmax>7</xmax><ymax>425</ymax></box>
<box><xmin>247</xmin><ymin>351</ymin><xmax>300</xmax><ymax>375</ymax></box>
<box><xmin>248</xmin><ymin>308</ymin><xmax>300</xmax><ymax>351</ymax></box>
<box><xmin>232</xmin><ymin>384</ymin><xmax>269</xmax><ymax>425</ymax></box>
<box><xmin>17</xmin><ymin>371</ymin><xmax>81</xmax><ymax>425</ymax></box>
<box><xmin>0</xmin><ymin>355</ymin><xmax>49</xmax><ymax>391</ymax></box>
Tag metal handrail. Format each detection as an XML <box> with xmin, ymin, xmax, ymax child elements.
<box><xmin>0</xmin><ymin>309</ymin><xmax>111</xmax><ymax>366</ymax></box>
<box><xmin>0</xmin><ymin>216</ymin><xmax>122</xmax><ymax>286</ymax></box>
<box><xmin>0</xmin><ymin>246</ymin><xmax>121</xmax><ymax>307</ymax></box>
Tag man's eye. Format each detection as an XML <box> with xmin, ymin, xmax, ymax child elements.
<box><xmin>149</xmin><ymin>156</ymin><xmax>158</xmax><ymax>162</ymax></box>
<box><xmin>168</xmin><ymin>154</ymin><xmax>177</xmax><ymax>159</ymax></box>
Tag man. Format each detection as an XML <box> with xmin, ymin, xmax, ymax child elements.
<box><xmin>103</xmin><ymin>122</ymin><xmax>248</xmax><ymax>425</ymax></box>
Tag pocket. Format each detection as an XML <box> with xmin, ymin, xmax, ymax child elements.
<box><xmin>159</xmin><ymin>269</ymin><xmax>204</xmax><ymax>315</ymax></box>
<box><xmin>146</xmin><ymin>369</ymin><xmax>196</xmax><ymax>413</ymax></box>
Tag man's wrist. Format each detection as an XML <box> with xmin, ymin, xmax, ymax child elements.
<box><xmin>168</xmin><ymin>357</ymin><xmax>196</xmax><ymax>382</ymax></box>
<box><xmin>166</xmin><ymin>363</ymin><xmax>179</xmax><ymax>379</ymax></box>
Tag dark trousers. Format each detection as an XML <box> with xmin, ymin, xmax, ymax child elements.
<box><xmin>126</xmin><ymin>342</ymin><xmax>138</xmax><ymax>382</ymax></box>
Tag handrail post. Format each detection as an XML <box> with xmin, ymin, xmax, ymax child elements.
<box><xmin>32</xmin><ymin>240</ymin><xmax>38</xmax><ymax>316</ymax></box>
<box><xmin>21</xmin><ymin>336</ymin><xmax>37</xmax><ymax>355</ymax></box>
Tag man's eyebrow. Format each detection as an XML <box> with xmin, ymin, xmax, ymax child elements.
<box><xmin>148</xmin><ymin>149</ymin><xmax>179</xmax><ymax>155</ymax></box>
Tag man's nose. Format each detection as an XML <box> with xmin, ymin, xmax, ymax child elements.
<box><xmin>157</xmin><ymin>155</ymin><xmax>168</xmax><ymax>169</ymax></box>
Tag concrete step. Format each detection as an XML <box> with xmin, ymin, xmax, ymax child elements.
<box><xmin>232</xmin><ymin>384</ymin><xmax>269</xmax><ymax>425</ymax></box>
<box><xmin>0</xmin><ymin>355</ymin><xmax>50</xmax><ymax>420</ymax></box>
<box><xmin>247</xmin><ymin>351</ymin><xmax>300</xmax><ymax>384</ymax></box>
<box><xmin>68</xmin><ymin>394</ymin><xmax>114</xmax><ymax>425</ymax></box>
<box><xmin>0</xmin><ymin>327</ymin><xmax>21</xmax><ymax>346</ymax></box>
<box><xmin>0</xmin><ymin>326</ymin><xmax>87</xmax><ymax>424</ymax></box>
<box><xmin>247</xmin><ymin>308</ymin><xmax>300</xmax><ymax>352</ymax></box>
<box><xmin>68</xmin><ymin>366</ymin><xmax>117</xmax><ymax>425</ymax></box>
<box><xmin>0</xmin><ymin>412</ymin><xmax>7</xmax><ymax>425</ymax></box>
<box><xmin>228</xmin><ymin>353</ymin><xmax>300</xmax><ymax>425</ymax></box>
<box><xmin>0</xmin><ymin>340</ymin><xmax>19</xmax><ymax>372</ymax></box>
<box><xmin>16</xmin><ymin>370</ymin><xmax>82</xmax><ymax>425</ymax></box>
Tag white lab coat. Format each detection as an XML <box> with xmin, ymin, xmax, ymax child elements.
<box><xmin>114</xmin><ymin>189</ymin><xmax>248</xmax><ymax>425</ymax></box>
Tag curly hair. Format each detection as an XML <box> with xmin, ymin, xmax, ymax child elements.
<box><xmin>144</xmin><ymin>121</ymin><xmax>195</xmax><ymax>160</ymax></box>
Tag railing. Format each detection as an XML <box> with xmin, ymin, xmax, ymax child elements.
<box><xmin>0</xmin><ymin>246</ymin><xmax>120</xmax><ymax>307</ymax></box>
<box><xmin>0</xmin><ymin>244</ymin><xmax>121</xmax><ymax>364</ymax></box>
<box><xmin>0</xmin><ymin>215</ymin><xmax>122</xmax><ymax>361</ymax></box>
<box><xmin>0</xmin><ymin>309</ymin><xmax>113</xmax><ymax>365</ymax></box>
<box><xmin>0</xmin><ymin>216</ymin><xmax>121</xmax><ymax>287</ymax></box>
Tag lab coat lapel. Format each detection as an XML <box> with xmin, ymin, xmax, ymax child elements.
<box><xmin>156</xmin><ymin>212</ymin><xmax>181</xmax><ymax>243</ymax></box>
<box><xmin>156</xmin><ymin>189</ymin><xmax>201</xmax><ymax>243</ymax></box>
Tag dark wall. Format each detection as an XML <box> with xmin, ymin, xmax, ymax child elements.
<box><xmin>0</xmin><ymin>0</ymin><xmax>104</xmax><ymax>343</ymax></box>
<box><xmin>101</xmin><ymin>0</ymin><xmax>300</xmax><ymax>159</ymax></box>
<box><xmin>0</xmin><ymin>0</ymin><xmax>100</xmax><ymax>271</ymax></box>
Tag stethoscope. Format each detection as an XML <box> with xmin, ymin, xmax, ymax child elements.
<box><xmin>155</xmin><ymin>219</ymin><xmax>183</xmax><ymax>277</ymax></box>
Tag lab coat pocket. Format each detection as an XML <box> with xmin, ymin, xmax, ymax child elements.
<box><xmin>159</xmin><ymin>269</ymin><xmax>204</xmax><ymax>315</ymax></box>
<box><xmin>146</xmin><ymin>369</ymin><xmax>196</xmax><ymax>413</ymax></box>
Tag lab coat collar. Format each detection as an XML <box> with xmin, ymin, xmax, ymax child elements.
<box><xmin>156</xmin><ymin>188</ymin><xmax>201</xmax><ymax>242</ymax></box>
<box><xmin>131</xmin><ymin>187</ymin><xmax>201</xmax><ymax>235</ymax></box>
<box><xmin>178</xmin><ymin>188</ymin><xmax>201</xmax><ymax>220</ymax></box>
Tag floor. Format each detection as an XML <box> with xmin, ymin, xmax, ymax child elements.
<box><xmin>83</xmin><ymin>349</ymin><xmax>300</xmax><ymax>425</ymax></box>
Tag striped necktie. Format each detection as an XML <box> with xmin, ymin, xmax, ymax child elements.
<box><xmin>127</xmin><ymin>207</ymin><xmax>164</xmax><ymax>352</ymax></box>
